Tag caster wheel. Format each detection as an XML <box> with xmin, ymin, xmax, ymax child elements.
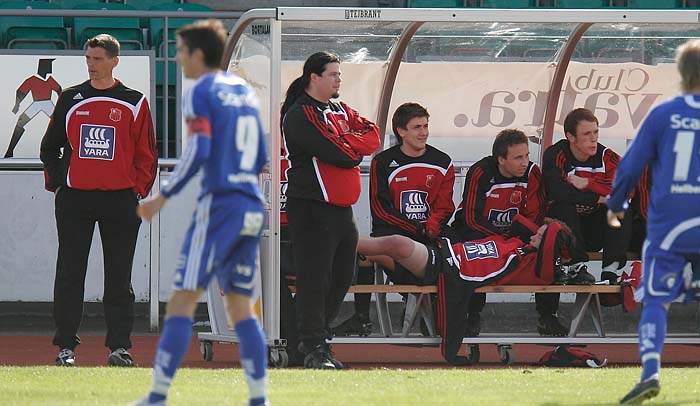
<box><xmin>498</xmin><ymin>344</ymin><xmax>515</xmax><ymax>366</ymax></box>
<box><xmin>200</xmin><ymin>341</ymin><xmax>213</xmax><ymax>361</ymax></box>
<box><xmin>467</xmin><ymin>344</ymin><xmax>480</xmax><ymax>364</ymax></box>
<box><xmin>268</xmin><ymin>348</ymin><xmax>289</xmax><ymax>368</ymax></box>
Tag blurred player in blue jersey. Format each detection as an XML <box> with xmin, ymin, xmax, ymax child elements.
<box><xmin>608</xmin><ymin>39</ymin><xmax>700</xmax><ymax>405</ymax></box>
<box><xmin>132</xmin><ymin>19</ymin><xmax>269</xmax><ymax>406</ymax></box>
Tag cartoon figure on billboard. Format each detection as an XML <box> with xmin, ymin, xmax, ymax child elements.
<box><xmin>4</xmin><ymin>58</ymin><xmax>62</xmax><ymax>158</ymax></box>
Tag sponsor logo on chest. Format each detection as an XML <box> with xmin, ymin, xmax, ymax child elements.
<box><xmin>79</xmin><ymin>124</ymin><xmax>115</xmax><ymax>160</ymax></box>
<box><xmin>487</xmin><ymin>208</ymin><xmax>519</xmax><ymax>228</ymax></box>
<box><xmin>464</xmin><ymin>240</ymin><xmax>499</xmax><ymax>260</ymax></box>
<box><xmin>400</xmin><ymin>190</ymin><xmax>430</xmax><ymax>221</ymax></box>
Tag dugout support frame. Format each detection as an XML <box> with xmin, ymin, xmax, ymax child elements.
<box><xmin>198</xmin><ymin>7</ymin><xmax>700</xmax><ymax>363</ymax></box>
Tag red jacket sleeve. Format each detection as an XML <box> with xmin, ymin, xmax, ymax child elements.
<box><xmin>587</xmin><ymin>148</ymin><xmax>619</xmax><ymax>197</ymax></box>
<box><xmin>130</xmin><ymin>97</ymin><xmax>158</xmax><ymax>197</ymax></box>
<box><xmin>522</xmin><ymin>163</ymin><xmax>545</xmax><ymax>226</ymax></box>
<box><xmin>542</xmin><ymin>146</ymin><xmax>599</xmax><ymax>205</ymax></box>
<box><xmin>369</xmin><ymin>158</ymin><xmax>418</xmax><ymax>234</ymax></box>
<box><xmin>338</xmin><ymin>102</ymin><xmax>380</xmax><ymax>156</ymax></box>
<box><xmin>460</xmin><ymin>165</ymin><xmax>501</xmax><ymax>236</ymax></box>
<box><xmin>426</xmin><ymin>163</ymin><xmax>456</xmax><ymax>232</ymax></box>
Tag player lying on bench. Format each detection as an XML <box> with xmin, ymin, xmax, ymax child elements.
<box><xmin>357</xmin><ymin>214</ymin><xmax>591</xmax><ymax>365</ymax></box>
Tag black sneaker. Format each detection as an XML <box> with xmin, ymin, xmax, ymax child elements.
<box><xmin>323</xmin><ymin>343</ymin><xmax>344</xmax><ymax>369</ymax></box>
<box><xmin>446</xmin><ymin>355</ymin><xmax>471</xmax><ymax>366</ymax></box>
<box><xmin>55</xmin><ymin>348</ymin><xmax>75</xmax><ymax>367</ymax></box>
<box><xmin>332</xmin><ymin>313</ymin><xmax>372</xmax><ymax>337</ymax></box>
<box><xmin>465</xmin><ymin>313</ymin><xmax>481</xmax><ymax>337</ymax></box>
<box><xmin>303</xmin><ymin>345</ymin><xmax>336</xmax><ymax>370</ymax></box>
<box><xmin>569</xmin><ymin>264</ymin><xmax>596</xmax><ymax>285</ymax></box>
<box><xmin>108</xmin><ymin>348</ymin><xmax>134</xmax><ymax>367</ymax></box>
<box><xmin>554</xmin><ymin>265</ymin><xmax>572</xmax><ymax>285</ymax></box>
<box><xmin>619</xmin><ymin>378</ymin><xmax>660</xmax><ymax>404</ymax></box>
<box><xmin>537</xmin><ymin>314</ymin><xmax>569</xmax><ymax>337</ymax></box>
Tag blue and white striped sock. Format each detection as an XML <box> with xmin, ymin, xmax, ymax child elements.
<box><xmin>148</xmin><ymin>316</ymin><xmax>193</xmax><ymax>403</ymax></box>
<box><xmin>638</xmin><ymin>302</ymin><xmax>666</xmax><ymax>382</ymax></box>
<box><xmin>234</xmin><ymin>317</ymin><xmax>268</xmax><ymax>406</ymax></box>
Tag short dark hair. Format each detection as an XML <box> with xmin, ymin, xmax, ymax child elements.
<box><xmin>391</xmin><ymin>103</ymin><xmax>429</xmax><ymax>145</ymax></box>
<box><xmin>281</xmin><ymin>51</ymin><xmax>341</xmax><ymax>118</ymax></box>
<box><xmin>87</xmin><ymin>34</ymin><xmax>120</xmax><ymax>58</ymax></box>
<box><xmin>492</xmin><ymin>129</ymin><xmax>528</xmax><ymax>159</ymax></box>
<box><xmin>563</xmin><ymin>108</ymin><xmax>598</xmax><ymax>137</ymax></box>
<box><xmin>176</xmin><ymin>19</ymin><xmax>227</xmax><ymax>69</ymax></box>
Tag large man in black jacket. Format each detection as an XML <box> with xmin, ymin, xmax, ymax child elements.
<box><xmin>281</xmin><ymin>51</ymin><xmax>380</xmax><ymax>369</ymax></box>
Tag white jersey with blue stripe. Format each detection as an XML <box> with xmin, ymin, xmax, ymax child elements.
<box><xmin>608</xmin><ymin>94</ymin><xmax>700</xmax><ymax>252</ymax></box>
<box><xmin>161</xmin><ymin>71</ymin><xmax>268</xmax><ymax>202</ymax></box>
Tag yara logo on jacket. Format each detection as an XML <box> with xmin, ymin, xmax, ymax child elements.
<box><xmin>401</xmin><ymin>190</ymin><xmax>429</xmax><ymax>221</ymax></box>
<box><xmin>79</xmin><ymin>124</ymin><xmax>115</xmax><ymax>161</ymax></box>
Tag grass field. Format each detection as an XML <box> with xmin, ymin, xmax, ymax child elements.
<box><xmin>2</xmin><ymin>366</ymin><xmax>700</xmax><ymax>405</ymax></box>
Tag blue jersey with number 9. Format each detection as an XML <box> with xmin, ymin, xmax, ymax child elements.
<box><xmin>161</xmin><ymin>72</ymin><xmax>268</xmax><ymax>202</ymax></box>
<box><xmin>609</xmin><ymin>94</ymin><xmax>700</xmax><ymax>252</ymax></box>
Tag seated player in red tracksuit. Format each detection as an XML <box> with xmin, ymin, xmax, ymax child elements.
<box><xmin>357</xmin><ymin>214</ymin><xmax>587</xmax><ymax>364</ymax></box>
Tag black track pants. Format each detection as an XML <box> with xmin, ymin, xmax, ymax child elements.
<box><xmin>52</xmin><ymin>188</ymin><xmax>141</xmax><ymax>351</ymax></box>
<box><xmin>286</xmin><ymin>197</ymin><xmax>358</xmax><ymax>348</ymax></box>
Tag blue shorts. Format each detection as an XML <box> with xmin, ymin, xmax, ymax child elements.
<box><xmin>173</xmin><ymin>193</ymin><xmax>264</xmax><ymax>296</ymax></box>
<box><xmin>641</xmin><ymin>241</ymin><xmax>700</xmax><ymax>304</ymax></box>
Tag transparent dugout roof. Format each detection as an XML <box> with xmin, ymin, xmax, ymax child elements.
<box><xmin>228</xmin><ymin>10</ymin><xmax>699</xmax><ymax>164</ymax></box>
<box><xmin>281</xmin><ymin>21</ymin><xmax>409</xmax><ymax>62</ymax></box>
<box><xmin>274</xmin><ymin>21</ymin><xmax>699</xmax><ymax>65</ymax></box>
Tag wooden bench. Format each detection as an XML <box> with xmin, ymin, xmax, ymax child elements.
<box><xmin>289</xmin><ymin>251</ymin><xmax>638</xmax><ymax>339</ymax></box>
<box><xmin>586</xmin><ymin>251</ymin><xmax>641</xmax><ymax>261</ymax></box>
<box><xmin>289</xmin><ymin>282</ymin><xmax>622</xmax><ymax>339</ymax></box>
<box><xmin>353</xmin><ymin>282</ymin><xmax>621</xmax><ymax>339</ymax></box>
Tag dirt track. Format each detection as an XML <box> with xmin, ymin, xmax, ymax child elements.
<box><xmin>2</xmin><ymin>335</ymin><xmax>699</xmax><ymax>369</ymax></box>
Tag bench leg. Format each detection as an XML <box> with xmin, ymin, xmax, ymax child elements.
<box><xmin>568</xmin><ymin>293</ymin><xmax>592</xmax><ymax>337</ymax></box>
<box><xmin>589</xmin><ymin>293</ymin><xmax>606</xmax><ymax>337</ymax></box>
<box><xmin>373</xmin><ymin>263</ymin><xmax>393</xmax><ymax>337</ymax></box>
<box><xmin>402</xmin><ymin>293</ymin><xmax>424</xmax><ymax>337</ymax></box>
<box><xmin>419</xmin><ymin>294</ymin><xmax>436</xmax><ymax>337</ymax></box>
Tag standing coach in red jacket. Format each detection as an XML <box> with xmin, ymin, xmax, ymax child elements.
<box><xmin>40</xmin><ymin>34</ymin><xmax>157</xmax><ymax>368</ymax></box>
<box><xmin>281</xmin><ymin>51</ymin><xmax>380</xmax><ymax>369</ymax></box>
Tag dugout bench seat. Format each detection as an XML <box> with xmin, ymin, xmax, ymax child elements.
<box><xmin>286</xmin><ymin>264</ymin><xmax>624</xmax><ymax>339</ymax></box>
<box><xmin>365</xmin><ymin>251</ymin><xmax>643</xmax><ymax>338</ymax></box>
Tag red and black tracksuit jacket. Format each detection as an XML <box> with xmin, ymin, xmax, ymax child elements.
<box><xmin>451</xmin><ymin>156</ymin><xmax>545</xmax><ymax>240</ymax></box>
<box><xmin>370</xmin><ymin>144</ymin><xmax>455</xmax><ymax>241</ymax></box>
<box><xmin>541</xmin><ymin>139</ymin><xmax>618</xmax><ymax>214</ymax></box>
<box><xmin>40</xmin><ymin>80</ymin><xmax>157</xmax><ymax>197</ymax></box>
<box><xmin>436</xmin><ymin>215</ymin><xmax>587</xmax><ymax>364</ymax></box>
<box><xmin>282</xmin><ymin>93</ymin><xmax>380</xmax><ymax>207</ymax></box>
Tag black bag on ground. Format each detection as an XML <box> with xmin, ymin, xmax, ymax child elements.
<box><xmin>538</xmin><ymin>346</ymin><xmax>607</xmax><ymax>368</ymax></box>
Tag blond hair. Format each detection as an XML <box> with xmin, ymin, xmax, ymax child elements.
<box><xmin>676</xmin><ymin>39</ymin><xmax>700</xmax><ymax>93</ymax></box>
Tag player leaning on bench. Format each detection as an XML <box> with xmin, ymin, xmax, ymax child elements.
<box><xmin>358</xmin><ymin>211</ymin><xmax>586</xmax><ymax>364</ymax></box>
<box><xmin>334</xmin><ymin>102</ymin><xmax>456</xmax><ymax>337</ymax></box>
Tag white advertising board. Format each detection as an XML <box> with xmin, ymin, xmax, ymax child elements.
<box><xmin>229</xmin><ymin>59</ymin><xmax>678</xmax><ymax>162</ymax></box>
<box><xmin>0</xmin><ymin>53</ymin><xmax>152</xmax><ymax>159</ymax></box>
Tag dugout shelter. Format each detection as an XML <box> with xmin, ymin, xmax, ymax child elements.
<box><xmin>199</xmin><ymin>6</ymin><xmax>700</xmax><ymax>365</ymax></box>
